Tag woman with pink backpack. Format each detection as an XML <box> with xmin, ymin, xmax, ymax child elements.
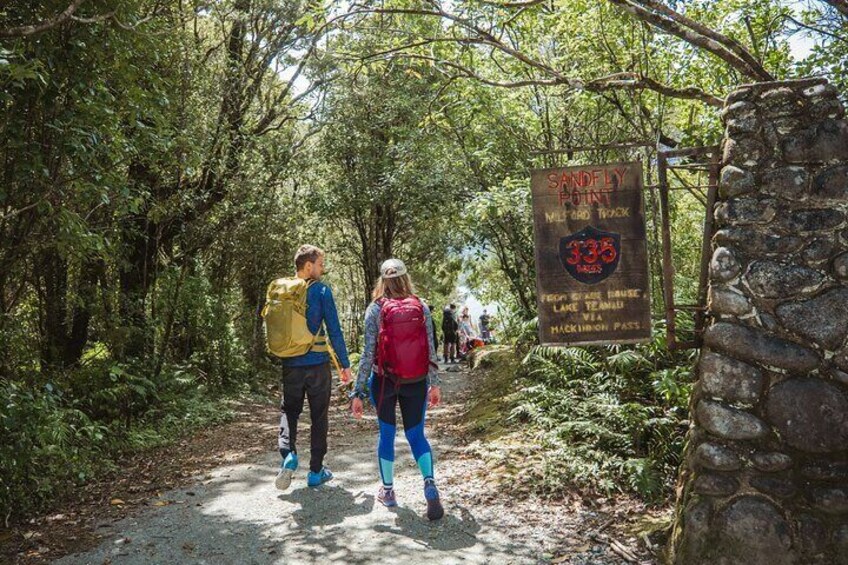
<box><xmin>350</xmin><ymin>259</ymin><xmax>444</xmax><ymax>520</ymax></box>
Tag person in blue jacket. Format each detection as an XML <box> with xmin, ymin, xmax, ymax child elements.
<box><xmin>273</xmin><ymin>245</ymin><xmax>352</xmax><ymax>490</ymax></box>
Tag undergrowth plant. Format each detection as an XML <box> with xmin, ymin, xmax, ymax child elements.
<box><xmin>509</xmin><ymin>321</ymin><xmax>697</xmax><ymax>502</ymax></box>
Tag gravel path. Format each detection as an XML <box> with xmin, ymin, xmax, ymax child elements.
<box><xmin>53</xmin><ymin>363</ymin><xmax>641</xmax><ymax>565</ymax></box>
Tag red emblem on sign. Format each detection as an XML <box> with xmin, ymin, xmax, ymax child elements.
<box><xmin>559</xmin><ymin>226</ymin><xmax>621</xmax><ymax>284</ymax></box>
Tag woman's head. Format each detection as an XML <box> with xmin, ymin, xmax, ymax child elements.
<box><xmin>372</xmin><ymin>258</ymin><xmax>415</xmax><ymax>301</ymax></box>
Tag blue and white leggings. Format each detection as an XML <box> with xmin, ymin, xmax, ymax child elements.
<box><xmin>368</xmin><ymin>372</ymin><xmax>434</xmax><ymax>488</ymax></box>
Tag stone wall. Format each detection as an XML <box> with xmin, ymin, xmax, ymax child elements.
<box><xmin>670</xmin><ymin>78</ymin><xmax>848</xmax><ymax>564</ymax></box>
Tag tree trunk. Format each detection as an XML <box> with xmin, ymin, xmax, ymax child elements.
<box><xmin>118</xmin><ymin>162</ymin><xmax>159</xmax><ymax>360</ymax></box>
<box><xmin>38</xmin><ymin>250</ymin><xmax>69</xmax><ymax>372</ymax></box>
<box><xmin>357</xmin><ymin>202</ymin><xmax>397</xmax><ymax>304</ymax></box>
<box><xmin>64</xmin><ymin>257</ymin><xmax>102</xmax><ymax>367</ymax></box>
<box><xmin>37</xmin><ymin>250</ymin><xmax>99</xmax><ymax>371</ymax></box>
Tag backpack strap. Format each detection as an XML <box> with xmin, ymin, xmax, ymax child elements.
<box><xmin>374</xmin><ymin>299</ymin><xmax>390</xmax><ymax>413</ymax></box>
<box><xmin>304</xmin><ymin>279</ymin><xmax>330</xmax><ymax>354</ymax></box>
<box><xmin>376</xmin><ymin>299</ymin><xmax>388</xmax><ymax>377</ymax></box>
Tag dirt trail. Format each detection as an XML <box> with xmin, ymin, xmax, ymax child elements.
<box><xmin>50</xmin><ymin>363</ymin><xmax>642</xmax><ymax>565</ymax></box>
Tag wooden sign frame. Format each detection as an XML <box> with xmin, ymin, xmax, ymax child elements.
<box><xmin>530</xmin><ymin>161</ymin><xmax>652</xmax><ymax>347</ymax></box>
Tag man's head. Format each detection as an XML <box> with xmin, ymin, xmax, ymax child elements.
<box><xmin>483</xmin><ymin>309</ymin><xmax>488</xmax><ymax>315</ymax></box>
<box><xmin>294</xmin><ymin>244</ymin><xmax>325</xmax><ymax>280</ymax></box>
<box><xmin>449</xmin><ymin>303</ymin><xmax>456</xmax><ymax>311</ymax></box>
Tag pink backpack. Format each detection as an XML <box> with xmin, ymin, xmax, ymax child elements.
<box><xmin>376</xmin><ymin>296</ymin><xmax>430</xmax><ymax>381</ymax></box>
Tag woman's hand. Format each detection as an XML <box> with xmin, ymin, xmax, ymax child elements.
<box><xmin>428</xmin><ymin>386</ymin><xmax>441</xmax><ymax>408</ymax></box>
<box><xmin>351</xmin><ymin>397</ymin><xmax>364</xmax><ymax>419</ymax></box>
<box><xmin>340</xmin><ymin>368</ymin><xmax>352</xmax><ymax>384</ymax></box>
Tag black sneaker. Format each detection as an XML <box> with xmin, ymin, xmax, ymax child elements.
<box><xmin>424</xmin><ymin>479</ymin><xmax>444</xmax><ymax>521</ymax></box>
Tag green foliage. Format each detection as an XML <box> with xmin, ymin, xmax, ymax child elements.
<box><xmin>794</xmin><ymin>4</ymin><xmax>848</xmax><ymax>94</ymax></box>
<box><xmin>0</xmin><ymin>380</ymin><xmax>108</xmax><ymax>520</ymax></box>
<box><xmin>511</xmin><ymin>323</ymin><xmax>696</xmax><ymax>502</ymax></box>
<box><xmin>0</xmin><ymin>367</ymin><xmax>237</xmax><ymax>522</ymax></box>
<box><xmin>0</xmin><ymin>1</ymin><xmax>306</xmax><ymax>521</ymax></box>
<box><xmin>307</xmin><ymin>59</ymin><xmax>468</xmax><ymax>309</ymax></box>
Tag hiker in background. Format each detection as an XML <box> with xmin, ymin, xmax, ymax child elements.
<box><xmin>441</xmin><ymin>303</ymin><xmax>458</xmax><ymax>363</ymax></box>
<box><xmin>461</xmin><ymin>304</ymin><xmax>479</xmax><ymax>335</ymax></box>
<box><xmin>425</xmin><ymin>300</ymin><xmax>439</xmax><ymax>353</ymax></box>
<box><xmin>458</xmin><ymin>313</ymin><xmax>476</xmax><ymax>357</ymax></box>
<box><xmin>262</xmin><ymin>244</ymin><xmax>352</xmax><ymax>491</ymax></box>
<box><xmin>350</xmin><ymin>259</ymin><xmax>444</xmax><ymax>521</ymax></box>
<box><xmin>479</xmin><ymin>309</ymin><xmax>492</xmax><ymax>342</ymax></box>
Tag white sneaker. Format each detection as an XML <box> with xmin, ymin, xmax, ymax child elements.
<box><xmin>275</xmin><ymin>453</ymin><xmax>298</xmax><ymax>491</ymax></box>
<box><xmin>275</xmin><ymin>467</ymin><xmax>294</xmax><ymax>490</ymax></box>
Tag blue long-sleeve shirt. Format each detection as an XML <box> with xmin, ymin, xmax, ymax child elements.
<box><xmin>283</xmin><ymin>280</ymin><xmax>351</xmax><ymax>369</ymax></box>
<box><xmin>354</xmin><ymin>300</ymin><xmax>440</xmax><ymax>398</ymax></box>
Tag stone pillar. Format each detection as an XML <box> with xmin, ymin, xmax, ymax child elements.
<box><xmin>670</xmin><ymin>78</ymin><xmax>848</xmax><ymax>565</ymax></box>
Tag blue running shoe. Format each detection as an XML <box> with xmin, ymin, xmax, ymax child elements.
<box><xmin>424</xmin><ymin>478</ymin><xmax>444</xmax><ymax>521</ymax></box>
<box><xmin>275</xmin><ymin>452</ymin><xmax>298</xmax><ymax>491</ymax></box>
<box><xmin>307</xmin><ymin>467</ymin><xmax>333</xmax><ymax>487</ymax></box>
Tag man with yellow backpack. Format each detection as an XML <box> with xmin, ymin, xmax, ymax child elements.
<box><xmin>262</xmin><ymin>244</ymin><xmax>352</xmax><ymax>490</ymax></box>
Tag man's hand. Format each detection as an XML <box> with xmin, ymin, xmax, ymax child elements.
<box><xmin>351</xmin><ymin>397</ymin><xmax>364</xmax><ymax>419</ymax></box>
<box><xmin>340</xmin><ymin>367</ymin><xmax>352</xmax><ymax>384</ymax></box>
<box><xmin>428</xmin><ymin>386</ymin><xmax>442</xmax><ymax>408</ymax></box>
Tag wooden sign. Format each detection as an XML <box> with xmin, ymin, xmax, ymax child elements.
<box><xmin>530</xmin><ymin>161</ymin><xmax>651</xmax><ymax>346</ymax></box>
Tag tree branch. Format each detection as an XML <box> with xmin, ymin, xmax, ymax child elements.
<box><xmin>366</xmin><ymin>51</ymin><xmax>723</xmax><ymax>107</ymax></box>
<box><xmin>822</xmin><ymin>0</ymin><xmax>848</xmax><ymax>18</ymax></box>
<box><xmin>587</xmin><ymin>73</ymin><xmax>724</xmax><ymax>107</ymax></box>
<box><xmin>783</xmin><ymin>13</ymin><xmax>848</xmax><ymax>45</ymax></box>
<box><xmin>605</xmin><ymin>0</ymin><xmax>772</xmax><ymax>80</ymax></box>
<box><xmin>0</xmin><ymin>0</ymin><xmax>86</xmax><ymax>38</ymax></box>
<box><xmin>347</xmin><ymin>5</ymin><xmax>572</xmax><ymax>82</ymax></box>
<box><xmin>630</xmin><ymin>0</ymin><xmax>773</xmax><ymax>80</ymax></box>
<box><xmin>343</xmin><ymin>4</ymin><xmax>726</xmax><ymax>107</ymax></box>
<box><xmin>73</xmin><ymin>10</ymin><xmax>161</xmax><ymax>32</ymax></box>
<box><xmin>480</xmin><ymin>0</ymin><xmax>547</xmax><ymax>8</ymax></box>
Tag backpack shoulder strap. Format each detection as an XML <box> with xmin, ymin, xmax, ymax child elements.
<box><xmin>293</xmin><ymin>278</ymin><xmax>314</xmax><ymax>306</ymax></box>
<box><xmin>374</xmin><ymin>299</ymin><xmax>388</xmax><ymax>375</ymax></box>
<box><xmin>376</xmin><ymin>299</ymin><xmax>390</xmax><ymax>331</ymax></box>
<box><xmin>376</xmin><ymin>297</ymin><xmax>391</xmax><ymax>321</ymax></box>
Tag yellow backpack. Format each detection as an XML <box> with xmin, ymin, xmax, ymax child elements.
<box><xmin>261</xmin><ymin>278</ymin><xmax>329</xmax><ymax>358</ymax></box>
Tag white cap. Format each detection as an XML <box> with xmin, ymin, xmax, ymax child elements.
<box><xmin>380</xmin><ymin>258</ymin><xmax>408</xmax><ymax>279</ymax></box>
